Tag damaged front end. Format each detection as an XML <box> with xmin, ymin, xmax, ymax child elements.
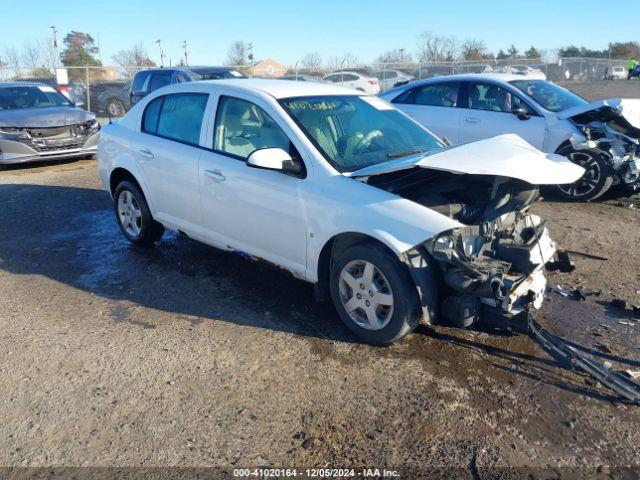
<box><xmin>370</xmin><ymin>170</ymin><xmax>557</xmax><ymax>328</ymax></box>
<box><xmin>567</xmin><ymin>102</ymin><xmax>640</xmax><ymax>193</ymax></box>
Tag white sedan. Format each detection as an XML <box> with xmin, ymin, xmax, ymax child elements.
<box><xmin>98</xmin><ymin>79</ymin><xmax>582</xmax><ymax>344</ymax></box>
<box><xmin>321</xmin><ymin>71</ymin><xmax>380</xmax><ymax>95</ymax></box>
<box><xmin>381</xmin><ymin>73</ymin><xmax>640</xmax><ymax>200</ymax></box>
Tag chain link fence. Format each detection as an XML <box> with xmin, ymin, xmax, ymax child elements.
<box><xmin>0</xmin><ymin>57</ymin><xmax>632</xmax><ymax>118</ymax></box>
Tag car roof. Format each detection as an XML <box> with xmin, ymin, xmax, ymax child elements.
<box><xmin>0</xmin><ymin>81</ymin><xmax>49</xmax><ymax>88</ymax></box>
<box><xmin>175</xmin><ymin>78</ymin><xmax>363</xmax><ymax>99</ymax></box>
<box><xmin>134</xmin><ymin>66</ymin><xmax>235</xmax><ymax>75</ymax></box>
<box><xmin>408</xmin><ymin>73</ymin><xmax>539</xmax><ymax>85</ymax></box>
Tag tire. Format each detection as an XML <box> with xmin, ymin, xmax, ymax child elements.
<box><xmin>330</xmin><ymin>243</ymin><xmax>423</xmax><ymax>345</ymax></box>
<box><xmin>113</xmin><ymin>180</ymin><xmax>164</xmax><ymax>246</ymax></box>
<box><xmin>553</xmin><ymin>146</ymin><xmax>614</xmax><ymax>201</ymax></box>
<box><xmin>107</xmin><ymin>98</ymin><xmax>125</xmax><ymax>117</ymax></box>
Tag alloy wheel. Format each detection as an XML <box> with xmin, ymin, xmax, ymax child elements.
<box><xmin>338</xmin><ymin>259</ymin><xmax>394</xmax><ymax>330</ymax></box>
<box><xmin>557</xmin><ymin>151</ymin><xmax>602</xmax><ymax>198</ymax></box>
<box><xmin>117</xmin><ymin>190</ymin><xmax>142</xmax><ymax>237</ymax></box>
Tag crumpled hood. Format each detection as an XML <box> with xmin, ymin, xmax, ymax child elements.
<box><xmin>0</xmin><ymin>107</ymin><xmax>94</xmax><ymax>128</ymax></box>
<box><xmin>556</xmin><ymin>98</ymin><xmax>640</xmax><ymax>129</ymax></box>
<box><xmin>347</xmin><ymin>134</ymin><xmax>585</xmax><ymax>185</ymax></box>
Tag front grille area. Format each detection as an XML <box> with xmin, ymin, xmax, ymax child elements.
<box><xmin>9</xmin><ymin>122</ymin><xmax>95</xmax><ymax>153</ymax></box>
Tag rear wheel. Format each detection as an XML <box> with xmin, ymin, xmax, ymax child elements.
<box><xmin>553</xmin><ymin>146</ymin><xmax>613</xmax><ymax>201</ymax></box>
<box><xmin>107</xmin><ymin>98</ymin><xmax>126</xmax><ymax>117</ymax></box>
<box><xmin>330</xmin><ymin>243</ymin><xmax>423</xmax><ymax>345</ymax></box>
<box><xmin>113</xmin><ymin>180</ymin><xmax>164</xmax><ymax>246</ymax></box>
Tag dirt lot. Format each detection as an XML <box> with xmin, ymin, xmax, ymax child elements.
<box><xmin>1</xmin><ymin>82</ymin><xmax>639</xmax><ymax>478</ymax></box>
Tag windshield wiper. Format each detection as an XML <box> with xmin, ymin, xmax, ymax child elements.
<box><xmin>386</xmin><ymin>148</ymin><xmax>422</xmax><ymax>159</ymax></box>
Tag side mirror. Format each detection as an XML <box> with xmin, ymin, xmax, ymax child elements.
<box><xmin>247</xmin><ymin>148</ymin><xmax>302</xmax><ymax>175</ymax></box>
<box><xmin>513</xmin><ymin>106</ymin><xmax>531</xmax><ymax>120</ymax></box>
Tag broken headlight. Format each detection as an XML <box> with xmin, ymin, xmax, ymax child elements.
<box><xmin>425</xmin><ymin>226</ymin><xmax>484</xmax><ymax>262</ymax></box>
<box><xmin>0</xmin><ymin>128</ymin><xmax>30</xmax><ymax>141</ymax></box>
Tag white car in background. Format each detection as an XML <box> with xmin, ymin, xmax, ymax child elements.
<box><xmin>604</xmin><ymin>66</ymin><xmax>627</xmax><ymax>80</ymax></box>
<box><xmin>321</xmin><ymin>71</ymin><xmax>380</xmax><ymax>94</ymax></box>
<box><xmin>98</xmin><ymin>79</ymin><xmax>582</xmax><ymax>344</ymax></box>
<box><xmin>381</xmin><ymin>73</ymin><xmax>640</xmax><ymax>200</ymax></box>
<box><xmin>369</xmin><ymin>69</ymin><xmax>414</xmax><ymax>92</ymax></box>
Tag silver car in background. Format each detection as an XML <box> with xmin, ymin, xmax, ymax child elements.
<box><xmin>0</xmin><ymin>82</ymin><xmax>100</xmax><ymax>169</ymax></box>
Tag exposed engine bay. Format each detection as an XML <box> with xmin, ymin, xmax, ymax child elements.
<box><xmin>569</xmin><ymin>105</ymin><xmax>640</xmax><ymax>192</ymax></box>
<box><xmin>367</xmin><ymin>168</ymin><xmax>556</xmax><ymax>327</ymax></box>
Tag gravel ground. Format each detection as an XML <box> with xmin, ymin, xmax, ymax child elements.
<box><xmin>1</xmin><ymin>81</ymin><xmax>639</xmax><ymax>479</ymax></box>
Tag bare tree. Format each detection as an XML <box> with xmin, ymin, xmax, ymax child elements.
<box><xmin>326</xmin><ymin>56</ymin><xmax>342</xmax><ymax>72</ymax></box>
<box><xmin>417</xmin><ymin>31</ymin><xmax>458</xmax><ymax>63</ymax></box>
<box><xmin>112</xmin><ymin>43</ymin><xmax>156</xmax><ymax>78</ymax></box>
<box><xmin>341</xmin><ymin>52</ymin><xmax>359</xmax><ymax>69</ymax></box>
<box><xmin>301</xmin><ymin>52</ymin><xmax>322</xmax><ymax>70</ymax></box>
<box><xmin>226</xmin><ymin>40</ymin><xmax>248</xmax><ymax>67</ymax></box>
<box><xmin>2</xmin><ymin>46</ymin><xmax>22</xmax><ymax>77</ymax></box>
<box><xmin>375</xmin><ymin>48</ymin><xmax>412</xmax><ymax>66</ymax></box>
<box><xmin>460</xmin><ymin>38</ymin><xmax>490</xmax><ymax>61</ymax></box>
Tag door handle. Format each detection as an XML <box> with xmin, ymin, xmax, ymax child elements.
<box><xmin>464</xmin><ymin>117</ymin><xmax>481</xmax><ymax>123</ymax></box>
<box><xmin>204</xmin><ymin>169</ymin><xmax>226</xmax><ymax>182</ymax></box>
<box><xmin>138</xmin><ymin>149</ymin><xmax>154</xmax><ymax>159</ymax></box>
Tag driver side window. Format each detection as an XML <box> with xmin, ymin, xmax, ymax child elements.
<box><xmin>213</xmin><ymin>96</ymin><xmax>295</xmax><ymax>160</ymax></box>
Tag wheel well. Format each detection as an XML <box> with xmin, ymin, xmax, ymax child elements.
<box><xmin>109</xmin><ymin>168</ymin><xmax>140</xmax><ymax>196</ymax></box>
<box><xmin>314</xmin><ymin>232</ymin><xmax>396</xmax><ymax>301</ymax></box>
<box><xmin>554</xmin><ymin>139</ymin><xmax>573</xmax><ymax>154</ymax></box>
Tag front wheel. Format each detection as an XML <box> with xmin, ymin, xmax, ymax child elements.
<box><xmin>330</xmin><ymin>243</ymin><xmax>423</xmax><ymax>345</ymax></box>
<box><xmin>553</xmin><ymin>146</ymin><xmax>613</xmax><ymax>201</ymax></box>
<box><xmin>113</xmin><ymin>180</ymin><xmax>164</xmax><ymax>246</ymax></box>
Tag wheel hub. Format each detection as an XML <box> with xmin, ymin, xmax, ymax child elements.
<box><xmin>338</xmin><ymin>259</ymin><xmax>394</xmax><ymax>330</ymax></box>
<box><xmin>117</xmin><ymin>190</ymin><xmax>142</xmax><ymax>237</ymax></box>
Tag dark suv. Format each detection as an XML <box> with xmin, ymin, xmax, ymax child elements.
<box><xmin>129</xmin><ymin>66</ymin><xmax>245</xmax><ymax>106</ymax></box>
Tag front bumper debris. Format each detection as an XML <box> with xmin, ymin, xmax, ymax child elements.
<box><xmin>0</xmin><ymin>128</ymin><xmax>99</xmax><ymax>165</ymax></box>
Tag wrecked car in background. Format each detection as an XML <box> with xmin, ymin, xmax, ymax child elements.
<box><xmin>0</xmin><ymin>82</ymin><xmax>99</xmax><ymax>168</ymax></box>
<box><xmin>381</xmin><ymin>74</ymin><xmax>640</xmax><ymax>200</ymax></box>
<box><xmin>98</xmin><ymin>79</ymin><xmax>583</xmax><ymax>344</ymax></box>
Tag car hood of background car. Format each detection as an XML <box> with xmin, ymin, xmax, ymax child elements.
<box><xmin>556</xmin><ymin>98</ymin><xmax>640</xmax><ymax>129</ymax></box>
<box><xmin>346</xmin><ymin>134</ymin><xmax>585</xmax><ymax>185</ymax></box>
<box><xmin>0</xmin><ymin>107</ymin><xmax>94</xmax><ymax>128</ymax></box>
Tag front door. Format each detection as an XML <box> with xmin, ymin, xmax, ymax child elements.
<box><xmin>198</xmin><ymin>94</ymin><xmax>308</xmax><ymax>275</ymax></box>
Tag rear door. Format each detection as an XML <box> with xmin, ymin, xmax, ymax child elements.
<box><xmin>390</xmin><ymin>81</ymin><xmax>462</xmax><ymax>143</ymax></box>
<box><xmin>458</xmin><ymin>81</ymin><xmax>546</xmax><ymax>149</ymax></box>
<box><xmin>130</xmin><ymin>92</ymin><xmax>209</xmax><ymax>235</ymax></box>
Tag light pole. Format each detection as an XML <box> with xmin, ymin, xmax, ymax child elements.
<box><xmin>182</xmin><ymin>40</ymin><xmax>189</xmax><ymax>66</ymax></box>
<box><xmin>155</xmin><ymin>39</ymin><xmax>165</xmax><ymax>67</ymax></box>
<box><xmin>50</xmin><ymin>25</ymin><xmax>59</xmax><ymax>67</ymax></box>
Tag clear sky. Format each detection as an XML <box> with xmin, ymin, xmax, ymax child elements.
<box><xmin>1</xmin><ymin>0</ymin><xmax>638</xmax><ymax>66</ymax></box>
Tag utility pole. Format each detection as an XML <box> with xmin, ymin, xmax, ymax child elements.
<box><xmin>182</xmin><ymin>40</ymin><xmax>189</xmax><ymax>66</ymax></box>
<box><xmin>155</xmin><ymin>39</ymin><xmax>165</xmax><ymax>67</ymax></box>
<box><xmin>247</xmin><ymin>42</ymin><xmax>254</xmax><ymax>67</ymax></box>
<box><xmin>50</xmin><ymin>25</ymin><xmax>59</xmax><ymax>67</ymax></box>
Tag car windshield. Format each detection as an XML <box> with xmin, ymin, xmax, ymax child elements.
<box><xmin>0</xmin><ymin>85</ymin><xmax>72</xmax><ymax>110</ymax></box>
<box><xmin>280</xmin><ymin>95</ymin><xmax>443</xmax><ymax>172</ymax></box>
<box><xmin>510</xmin><ymin>80</ymin><xmax>588</xmax><ymax>112</ymax></box>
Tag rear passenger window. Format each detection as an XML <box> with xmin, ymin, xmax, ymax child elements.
<box><xmin>142</xmin><ymin>96</ymin><xmax>163</xmax><ymax>134</ymax></box>
<box><xmin>393</xmin><ymin>83</ymin><xmax>459</xmax><ymax>107</ymax></box>
<box><xmin>213</xmin><ymin>96</ymin><xmax>293</xmax><ymax>159</ymax></box>
<box><xmin>149</xmin><ymin>72</ymin><xmax>173</xmax><ymax>92</ymax></box>
<box><xmin>132</xmin><ymin>71</ymin><xmax>151</xmax><ymax>92</ymax></box>
<box><xmin>156</xmin><ymin>94</ymin><xmax>209</xmax><ymax>145</ymax></box>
